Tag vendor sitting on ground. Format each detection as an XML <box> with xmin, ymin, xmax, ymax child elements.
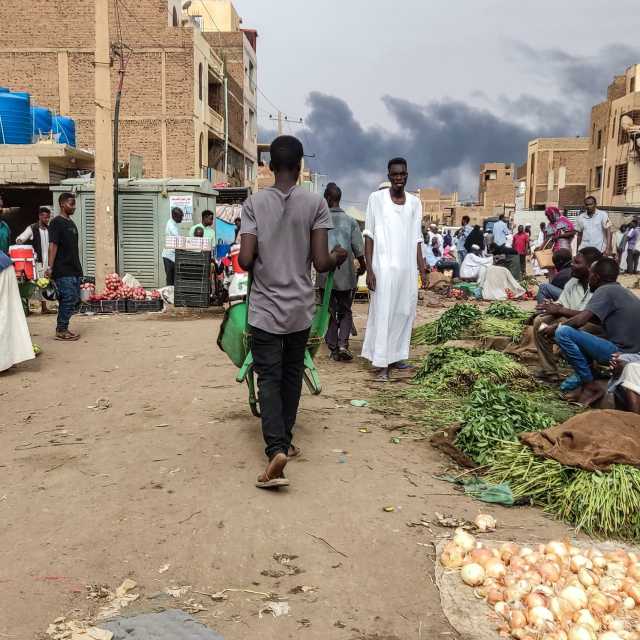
<box><xmin>610</xmin><ymin>354</ymin><xmax>640</xmax><ymax>414</ymax></box>
<box><xmin>536</xmin><ymin>248</ymin><xmax>573</xmax><ymax>303</ymax></box>
<box><xmin>422</xmin><ymin>236</ymin><xmax>460</xmax><ymax>278</ymax></box>
<box><xmin>534</xmin><ymin>247</ymin><xmax>602</xmax><ymax>383</ymax></box>
<box><xmin>551</xmin><ymin>257</ymin><xmax>640</xmax><ymax>406</ymax></box>
<box><xmin>460</xmin><ymin>244</ymin><xmax>493</xmax><ymax>281</ymax></box>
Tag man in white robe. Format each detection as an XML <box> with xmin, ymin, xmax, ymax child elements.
<box><xmin>362</xmin><ymin>158</ymin><xmax>428</xmax><ymax>381</ymax></box>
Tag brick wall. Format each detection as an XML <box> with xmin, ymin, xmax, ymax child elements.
<box><xmin>204</xmin><ymin>31</ymin><xmax>245</xmax><ymax>87</ymax></box>
<box><xmin>226</xmin><ymin>74</ymin><xmax>244</xmax><ymax>149</ymax></box>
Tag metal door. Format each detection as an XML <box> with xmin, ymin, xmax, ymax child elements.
<box><xmin>81</xmin><ymin>193</ymin><xmax>96</xmax><ymax>277</ymax></box>
<box><xmin>117</xmin><ymin>193</ymin><xmax>159</xmax><ymax>288</ymax></box>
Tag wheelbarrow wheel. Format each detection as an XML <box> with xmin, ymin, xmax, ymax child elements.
<box><xmin>246</xmin><ymin>369</ymin><xmax>261</xmax><ymax>417</ymax></box>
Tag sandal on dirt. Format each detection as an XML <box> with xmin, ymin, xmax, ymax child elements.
<box><xmin>55</xmin><ymin>331</ymin><xmax>80</xmax><ymax>341</ymax></box>
<box><xmin>256</xmin><ymin>453</ymin><xmax>290</xmax><ymax>489</ymax></box>
<box><xmin>288</xmin><ymin>445</ymin><xmax>301</xmax><ymax>458</ymax></box>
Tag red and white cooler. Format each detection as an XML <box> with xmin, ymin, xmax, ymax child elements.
<box><xmin>9</xmin><ymin>245</ymin><xmax>36</xmax><ymax>280</ymax></box>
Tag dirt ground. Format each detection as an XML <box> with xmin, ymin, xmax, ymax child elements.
<box><xmin>1</xmin><ymin>299</ymin><xmax>579</xmax><ymax>640</ymax></box>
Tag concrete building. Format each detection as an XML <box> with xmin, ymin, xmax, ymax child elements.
<box><xmin>524</xmin><ymin>137</ymin><xmax>590</xmax><ymax>209</ymax></box>
<box><xmin>418</xmin><ymin>187</ymin><xmax>459</xmax><ymax>224</ymax></box>
<box><xmin>587</xmin><ymin>64</ymin><xmax>640</xmax><ymax>207</ymax></box>
<box><xmin>0</xmin><ymin>0</ymin><xmax>257</xmax><ymax>188</ymax></box>
<box><xmin>478</xmin><ymin>163</ymin><xmax>515</xmax><ymax>216</ymax></box>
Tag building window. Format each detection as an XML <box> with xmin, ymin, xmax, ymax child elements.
<box><xmin>614</xmin><ymin>164</ymin><xmax>628</xmax><ymax>195</ymax></box>
<box><xmin>172</xmin><ymin>6</ymin><xmax>178</xmax><ymax>26</ymax></box>
<box><xmin>612</xmin><ymin>111</ymin><xmax>617</xmax><ymax>139</ymax></box>
<box><xmin>589</xmin><ymin>168</ymin><xmax>592</xmax><ymax>191</ymax></box>
<box><xmin>248</xmin><ymin>60</ymin><xmax>256</xmax><ymax>93</ymax></box>
<box><xmin>631</xmin><ymin>77</ymin><xmax>636</xmax><ymax>94</ymax></box>
<box><xmin>592</xmin><ymin>124</ymin><xmax>596</xmax><ymax>143</ymax></box>
<box><xmin>607</xmin><ymin>166</ymin><xmax>612</xmax><ymax>189</ymax></box>
<box><xmin>199</xmin><ymin>133</ymin><xmax>204</xmax><ymax>167</ymax></box>
<box><xmin>596</xmin><ymin>129</ymin><xmax>602</xmax><ymax>149</ymax></box>
<box><xmin>594</xmin><ymin>166</ymin><xmax>603</xmax><ymax>189</ymax></box>
<box><xmin>198</xmin><ymin>63</ymin><xmax>203</xmax><ymax>101</ymax></box>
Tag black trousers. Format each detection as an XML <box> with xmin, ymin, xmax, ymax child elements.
<box><xmin>325</xmin><ymin>288</ymin><xmax>354</xmax><ymax>351</ymax></box>
<box><xmin>163</xmin><ymin>258</ymin><xmax>175</xmax><ymax>286</ymax></box>
<box><xmin>250</xmin><ymin>325</ymin><xmax>310</xmax><ymax>459</ymax></box>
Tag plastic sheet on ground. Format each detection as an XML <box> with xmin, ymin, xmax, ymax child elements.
<box><xmin>101</xmin><ymin>609</ymin><xmax>223</xmax><ymax>639</ymax></box>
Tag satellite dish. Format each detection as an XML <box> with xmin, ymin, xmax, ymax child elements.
<box><xmin>621</xmin><ymin>114</ymin><xmax>634</xmax><ymax>131</ymax></box>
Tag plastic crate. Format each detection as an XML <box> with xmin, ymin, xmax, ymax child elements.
<box><xmin>175</xmin><ymin>266</ymin><xmax>210</xmax><ymax>281</ymax></box>
<box><xmin>174</xmin><ymin>292</ymin><xmax>210</xmax><ymax>308</ymax></box>
<box><xmin>175</xmin><ymin>278</ymin><xmax>210</xmax><ymax>294</ymax></box>
<box><xmin>125</xmin><ymin>299</ymin><xmax>164</xmax><ymax>313</ymax></box>
<box><xmin>175</xmin><ymin>249</ymin><xmax>210</xmax><ymax>265</ymax></box>
<box><xmin>79</xmin><ymin>299</ymin><xmax>127</xmax><ymax>314</ymax></box>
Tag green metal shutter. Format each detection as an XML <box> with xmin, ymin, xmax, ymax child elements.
<box><xmin>82</xmin><ymin>194</ymin><xmax>96</xmax><ymax>277</ymax></box>
<box><xmin>118</xmin><ymin>194</ymin><xmax>158</xmax><ymax>288</ymax></box>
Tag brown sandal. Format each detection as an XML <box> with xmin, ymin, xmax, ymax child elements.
<box><xmin>55</xmin><ymin>331</ymin><xmax>80</xmax><ymax>341</ymax></box>
<box><xmin>256</xmin><ymin>453</ymin><xmax>289</xmax><ymax>489</ymax></box>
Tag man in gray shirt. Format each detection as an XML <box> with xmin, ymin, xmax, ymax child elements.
<box><xmin>239</xmin><ymin>136</ymin><xmax>347</xmax><ymax>490</ymax></box>
<box><xmin>553</xmin><ymin>257</ymin><xmax>640</xmax><ymax>406</ymax></box>
<box><xmin>317</xmin><ymin>183</ymin><xmax>366</xmax><ymax>362</ymax></box>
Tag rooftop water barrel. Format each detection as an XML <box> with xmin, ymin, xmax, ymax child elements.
<box><xmin>31</xmin><ymin>106</ymin><xmax>53</xmax><ymax>137</ymax></box>
<box><xmin>0</xmin><ymin>91</ymin><xmax>31</xmax><ymax>144</ymax></box>
<box><xmin>53</xmin><ymin>115</ymin><xmax>76</xmax><ymax>147</ymax></box>
<box><xmin>0</xmin><ymin>88</ymin><xmax>9</xmax><ymax>93</ymax></box>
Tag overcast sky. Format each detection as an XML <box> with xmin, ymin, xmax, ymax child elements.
<box><xmin>234</xmin><ymin>0</ymin><xmax>640</xmax><ymax>205</ymax></box>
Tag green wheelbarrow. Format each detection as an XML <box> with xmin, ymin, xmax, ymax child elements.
<box><xmin>217</xmin><ymin>273</ymin><xmax>334</xmax><ymax>417</ymax></box>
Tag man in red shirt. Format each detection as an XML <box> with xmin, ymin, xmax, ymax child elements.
<box><xmin>512</xmin><ymin>225</ymin><xmax>530</xmax><ymax>276</ymax></box>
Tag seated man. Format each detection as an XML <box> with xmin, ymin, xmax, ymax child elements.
<box><xmin>553</xmin><ymin>257</ymin><xmax>640</xmax><ymax>406</ymax></box>
<box><xmin>534</xmin><ymin>247</ymin><xmax>602</xmax><ymax>382</ymax></box>
<box><xmin>422</xmin><ymin>237</ymin><xmax>460</xmax><ymax>278</ymax></box>
<box><xmin>610</xmin><ymin>353</ymin><xmax>640</xmax><ymax>414</ymax></box>
<box><xmin>536</xmin><ymin>248</ymin><xmax>573</xmax><ymax>303</ymax></box>
<box><xmin>460</xmin><ymin>244</ymin><xmax>493</xmax><ymax>281</ymax></box>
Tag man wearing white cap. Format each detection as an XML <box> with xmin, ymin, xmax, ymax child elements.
<box><xmin>362</xmin><ymin>158</ymin><xmax>428</xmax><ymax>382</ymax></box>
<box><xmin>460</xmin><ymin>244</ymin><xmax>493</xmax><ymax>280</ymax></box>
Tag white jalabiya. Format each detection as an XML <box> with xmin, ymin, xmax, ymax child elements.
<box><xmin>361</xmin><ymin>189</ymin><xmax>423</xmax><ymax>368</ymax></box>
<box><xmin>0</xmin><ymin>267</ymin><xmax>35</xmax><ymax>372</ymax></box>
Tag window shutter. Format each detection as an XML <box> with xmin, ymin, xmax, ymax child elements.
<box><xmin>118</xmin><ymin>194</ymin><xmax>158</xmax><ymax>287</ymax></box>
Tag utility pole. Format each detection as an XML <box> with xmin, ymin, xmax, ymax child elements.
<box><xmin>94</xmin><ymin>0</ymin><xmax>115</xmax><ymax>289</ymax></box>
<box><xmin>277</xmin><ymin>111</ymin><xmax>283</xmax><ymax>136</ymax></box>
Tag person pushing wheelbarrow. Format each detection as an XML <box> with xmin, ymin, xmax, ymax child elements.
<box><xmin>238</xmin><ymin>135</ymin><xmax>347</xmax><ymax>490</ymax></box>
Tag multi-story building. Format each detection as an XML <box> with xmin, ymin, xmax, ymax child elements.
<box><xmin>587</xmin><ymin>64</ymin><xmax>640</xmax><ymax>207</ymax></box>
<box><xmin>188</xmin><ymin>0</ymin><xmax>258</xmax><ymax>188</ymax></box>
<box><xmin>418</xmin><ymin>187</ymin><xmax>459</xmax><ymax>224</ymax></box>
<box><xmin>478</xmin><ymin>163</ymin><xmax>515</xmax><ymax>216</ymax></box>
<box><xmin>524</xmin><ymin>137</ymin><xmax>590</xmax><ymax>209</ymax></box>
<box><xmin>0</xmin><ymin>0</ymin><xmax>257</xmax><ymax>187</ymax></box>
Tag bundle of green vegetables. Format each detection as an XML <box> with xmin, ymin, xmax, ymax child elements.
<box><xmin>412</xmin><ymin>303</ymin><xmax>481</xmax><ymax>345</ymax></box>
<box><xmin>484</xmin><ymin>301</ymin><xmax>531</xmax><ymax>321</ymax></box>
<box><xmin>485</xmin><ymin>441</ymin><xmax>640</xmax><ymax>540</ymax></box>
<box><xmin>454</xmin><ymin>380</ymin><xmax>554</xmax><ymax>465</ymax></box>
<box><xmin>414</xmin><ymin>347</ymin><xmax>530</xmax><ymax>390</ymax></box>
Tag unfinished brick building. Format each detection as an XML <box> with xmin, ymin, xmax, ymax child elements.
<box><xmin>478</xmin><ymin>163</ymin><xmax>515</xmax><ymax>216</ymax></box>
<box><xmin>0</xmin><ymin>0</ymin><xmax>257</xmax><ymax>186</ymax></box>
<box><xmin>587</xmin><ymin>64</ymin><xmax>640</xmax><ymax>207</ymax></box>
<box><xmin>524</xmin><ymin>137</ymin><xmax>590</xmax><ymax>209</ymax></box>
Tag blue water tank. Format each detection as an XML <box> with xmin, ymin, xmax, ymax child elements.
<box><xmin>53</xmin><ymin>115</ymin><xmax>76</xmax><ymax>147</ymax></box>
<box><xmin>0</xmin><ymin>88</ymin><xmax>9</xmax><ymax>93</ymax></box>
<box><xmin>0</xmin><ymin>91</ymin><xmax>31</xmax><ymax>144</ymax></box>
<box><xmin>31</xmin><ymin>106</ymin><xmax>53</xmax><ymax>137</ymax></box>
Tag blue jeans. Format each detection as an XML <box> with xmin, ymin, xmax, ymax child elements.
<box><xmin>56</xmin><ymin>276</ymin><xmax>80</xmax><ymax>332</ymax></box>
<box><xmin>554</xmin><ymin>325</ymin><xmax>618</xmax><ymax>383</ymax></box>
<box><xmin>537</xmin><ymin>282</ymin><xmax>563</xmax><ymax>304</ymax></box>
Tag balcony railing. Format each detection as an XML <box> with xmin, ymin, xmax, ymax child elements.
<box><xmin>207</xmin><ymin>106</ymin><xmax>224</xmax><ymax>137</ymax></box>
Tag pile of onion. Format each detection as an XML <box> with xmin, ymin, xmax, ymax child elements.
<box><xmin>440</xmin><ymin>531</ymin><xmax>640</xmax><ymax>640</ymax></box>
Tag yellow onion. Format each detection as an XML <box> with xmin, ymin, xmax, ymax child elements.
<box><xmin>560</xmin><ymin>586</ymin><xmax>588</xmax><ymax>611</ymax></box>
<box><xmin>567</xmin><ymin>625</ymin><xmax>597</xmax><ymax>640</ymax></box>
<box><xmin>509</xmin><ymin>609</ymin><xmax>527</xmax><ymax>629</ymax></box>
<box><xmin>547</xmin><ymin>541</ymin><xmax>570</xmax><ymax>559</ymax></box>
<box><xmin>441</xmin><ymin>541</ymin><xmax>466</xmax><ymax>568</ymax></box>
<box><xmin>627</xmin><ymin>563</ymin><xmax>640</xmax><ymax>580</ymax></box>
<box><xmin>453</xmin><ymin>528</ymin><xmax>476</xmax><ymax>553</ymax></box>
<box><xmin>510</xmin><ymin>555</ymin><xmax>529</xmax><ymax>572</ymax></box>
<box><xmin>574</xmin><ymin>609</ymin><xmax>600</xmax><ymax>631</ymax></box>
<box><xmin>505</xmin><ymin>580</ymin><xmax>532</xmax><ymax>602</ymax></box>
<box><xmin>528</xmin><ymin>606</ymin><xmax>554</xmax><ymax>629</ymax></box>
<box><xmin>538</xmin><ymin>562</ymin><xmax>561</xmax><ymax>583</ymax></box>
<box><xmin>523</xmin><ymin>570</ymin><xmax>543</xmax><ymax>586</ymax></box>
<box><xmin>606</xmin><ymin>564</ymin><xmax>627</xmax><ymax>579</ymax></box>
<box><xmin>579</xmin><ymin>569</ymin><xmax>599</xmax><ymax>588</ymax></box>
<box><xmin>500</xmin><ymin>542</ymin><xmax>520</xmax><ymax>563</ymax></box>
<box><xmin>606</xmin><ymin>550</ymin><xmax>630</xmax><ymax>566</ymax></box>
<box><xmin>495</xmin><ymin>601</ymin><xmax>511</xmax><ymax>619</ymax></box>
<box><xmin>461</xmin><ymin>563</ymin><xmax>485</xmax><ymax>586</ymax></box>
<box><xmin>588</xmin><ymin>592</ymin><xmax>609</xmax><ymax>616</ymax></box>
<box><xmin>623</xmin><ymin>582</ymin><xmax>640</xmax><ymax>604</ymax></box>
<box><xmin>599</xmin><ymin>578</ymin><xmax>622</xmax><ymax>594</ymax></box>
<box><xmin>525</xmin><ymin>592</ymin><xmax>548</xmax><ymax>609</ymax></box>
<box><xmin>520</xmin><ymin>547</ymin><xmax>535</xmax><ymax>557</ymax></box>
<box><xmin>485</xmin><ymin>559</ymin><xmax>507</xmax><ymax>579</ymax></box>
<box><xmin>571</xmin><ymin>556</ymin><xmax>593</xmax><ymax>573</ymax></box>
<box><xmin>474</xmin><ymin>513</ymin><xmax>497</xmax><ymax>532</ymax></box>
<box><xmin>622</xmin><ymin>596</ymin><xmax>635</xmax><ymax>610</ymax></box>
<box><xmin>599</xmin><ymin>633</ymin><xmax>624</xmax><ymax>640</ymax></box>
<box><xmin>468</xmin><ymin>547</ymin><xmax>494</xmax><ymax>567</ymax></box>
<box><xmin>486</xmin><ymin>588</ymin><xmax>504</xmax><ymax>605</ymax></box>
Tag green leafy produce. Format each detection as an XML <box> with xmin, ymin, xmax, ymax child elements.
<box><xmin>412</xmin><ymin>303</ymin><xmax>481</xmax><ymax>345</ymax></box>
<box><xmin>415</xmin><ymin>347</ymin><xmax>530</xmax><ymax>390</ymax></box>
<box><xmin>484</xmin><ymin>441</ymin><xmax>573</xmax><ymax>507</ymax></box>
<box><xmin>553</xmin><ymin>465</ymin><xmax>640</xmax><ymax>539</ymax></box>
<box><xmin>484</xmin><ymin>301</ymin><xmax>531</xmax><ymax>321</ymax></box>
<box><xmin>464</xmin><ymin>316</ymin><xmax>526</xmax><ymax>342</ymax></box>
<box><xmin>454</xmin><ymin>380</ymin><xmax>554</xmax><ymax>465</ymax></box>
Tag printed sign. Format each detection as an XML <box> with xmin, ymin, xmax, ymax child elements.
<box><xmin>169</xmin><ymin>194</ymin><xmax>193</xmax><ymax>223</ymax></box>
